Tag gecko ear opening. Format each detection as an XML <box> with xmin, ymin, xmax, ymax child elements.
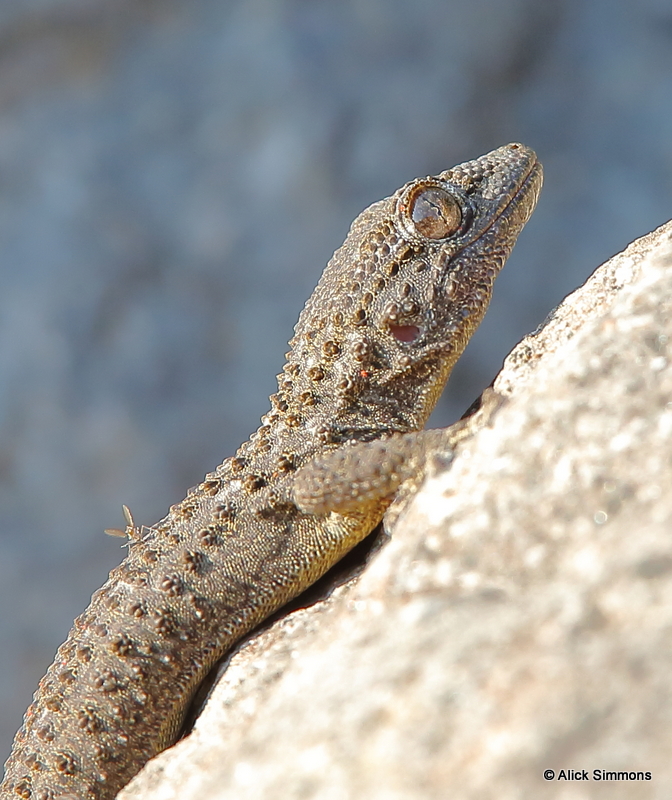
<box><xmin>389</xmin><ymin>324</ymin><xmax>421</xmax><ymax>343</ymax></box>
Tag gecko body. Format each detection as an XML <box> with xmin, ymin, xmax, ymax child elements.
<box><xmin>1</xmin><ymin>144</ymin><xmax>542</xmax><ymax>800</ymax></box>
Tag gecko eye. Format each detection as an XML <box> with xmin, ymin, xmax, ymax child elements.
<box><xmin>409</xmin><ymin>187</ymin><xmax>462</xmax><ymax>239</ymax></box>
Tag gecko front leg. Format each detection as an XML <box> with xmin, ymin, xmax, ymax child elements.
<box><xmin>293</xmin><ymin>389</ymin><xmax>506</xmax><ymax>517</ymax></box>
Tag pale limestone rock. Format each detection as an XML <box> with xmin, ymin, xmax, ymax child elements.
<box><xmin>121</xmin><ymin>221</ymin><xmax>672</xmax><ymax>800</ymax></box>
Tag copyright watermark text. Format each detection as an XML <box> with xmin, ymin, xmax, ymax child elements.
<box><xmin>543</xmin><ymin>769</ymin><xmax>651</xmax><ymax>782</ymax></box>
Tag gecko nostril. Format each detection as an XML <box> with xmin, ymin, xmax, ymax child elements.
<box><xmin>389</xmin><ymin>324</ymin><xmax>421</xmax><ymax>343</ymax></box>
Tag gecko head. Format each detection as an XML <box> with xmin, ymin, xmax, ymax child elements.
<box><xmin>286</xmin><ymin>144</ymin><xmax>542</xmax><ymax>433</ymax></box>
<box><xmin>385</xmin><ymin>142</ymin><xmax>542</xmax><ymax>344</ymax></box>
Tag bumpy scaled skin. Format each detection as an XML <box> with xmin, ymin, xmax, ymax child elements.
<box><xmin>1</xmin><ymin>144</ymin><xmax>542</xmax><ymax>800</ymax></box>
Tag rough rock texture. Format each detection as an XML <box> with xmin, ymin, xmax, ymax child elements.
<box><xmin>118</xmin><ymin>223</ymin><xmax>672</xmax><ymax>799</ymax></box>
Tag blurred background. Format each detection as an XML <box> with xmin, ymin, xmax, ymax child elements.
<box><xmin>1</xmin><ymin>0</ymin><xmax>671</xmax><ymax>758</ymax></box>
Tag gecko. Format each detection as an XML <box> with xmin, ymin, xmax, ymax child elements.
<box><xmin>1</xmin><ymin>143</ymin><xmax>542</xmax><ymax>800</ymax></box>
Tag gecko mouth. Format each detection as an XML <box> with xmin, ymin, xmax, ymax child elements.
<box><xmin>500</xmin><ymin>153</ymin><xmax>543</xmax><ymax>226</ymax></box>
<box><xmin>462</xmin><ymin>152</ymin><xmax>541</xmax><ymax>250</ymax></box>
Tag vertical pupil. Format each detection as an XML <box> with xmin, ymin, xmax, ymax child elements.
<box><xmin>410</xmin><ymin>188</ymin><xmax>461</xmax><ymax>239</ymax></box>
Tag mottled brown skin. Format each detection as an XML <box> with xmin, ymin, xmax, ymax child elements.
<box><xmin>1</xmin><ymin>144</ymin><xmax>542</xmax><ymax>800</ymax></box>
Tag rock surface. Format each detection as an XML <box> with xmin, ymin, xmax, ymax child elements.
<box><xmin>119</xmin><ymin>223</ymin><xmax>672</xmax><ymax>799</ymax></box>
